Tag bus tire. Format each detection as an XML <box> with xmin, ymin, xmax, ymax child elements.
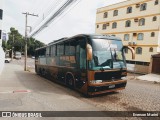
<box><xmin>66</xmin><ymin>74</ymin><xmax>74</xmax><ymax>89</ymax></box>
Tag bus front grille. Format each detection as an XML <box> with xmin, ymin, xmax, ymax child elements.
<box><xmin>94</xmin><ymin>71</ymin><xmax>122</xmax><ymax>81</ymax></box>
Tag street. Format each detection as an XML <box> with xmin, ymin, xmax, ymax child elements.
<box><xmin>0</xmin><ymin>58</ymin><xmax>160</xmax><ymax>120</ymax></box>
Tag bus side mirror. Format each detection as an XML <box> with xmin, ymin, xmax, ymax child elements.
<box><xmin>87</xmin><ymin>44</ymin><xmax>93</xmax><ymax>61</ymax></box>
<box><xmin>122</xmin><ymin>46</ymin><xmax>135</xmax><ymax>60</ymax></box>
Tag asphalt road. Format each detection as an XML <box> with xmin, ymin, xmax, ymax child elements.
<box><xmin>1</xmin><ymin>58</ymin><xmax>160</xmax><ymax>120</ymax></box>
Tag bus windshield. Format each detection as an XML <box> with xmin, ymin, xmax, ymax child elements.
<box><xmin>89</xmin><ymin>38</ymin><xmax>126</xmax><ymax>70</ymax></box>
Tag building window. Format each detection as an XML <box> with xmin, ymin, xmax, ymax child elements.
<box><xmin>140</xmin><ymin>3</ymin><xmax>147</xmax><ymax>11</ymax></box>
<box><xmin>137</xmin><ymin>33</ymin><xmax>144</xmax><ymax>40</ymax></box>
<box><xmin>149</xmin><ymin>47</ymin><xmax>153</xmax><ymax>52</ymax></box>
<box><xmin>155</xmin><ymin>0</ymin><xmax>159</xmax><ymax>5</ymax></box>
<box><xmin>113</xmin><ymin>10</ymin><xmax>118</xmax><ymax>16</ymax></box>
<box><xmin>125</xmin><ymin>20</ymin><xmax>131</xmax><ymax>27</ymax></box>
<box><xmin>151</xmin><ymin>32</ymin><xmax>155</xmax><ymax>37</ymax></box>
<box><xmin>97</xmin><ymin>25</ymin><xmax>99</xmax><ymax>28</ymax></box>
<box><xmin>153</xmin><ymin>16</ymin><xmax>157</xmax><ymax>21</ymax></box>
<box><xmin>0</xmin><ymin>9</ymin><xmax>3</xmax><ymax>20</ymax></box>
<box><xmin>102</xmin><ymin>24</ymin><xmax>107</xmax><ymax>30</ymax></box>
<box><xmin>103</xmin><ymin>12</ymin><xmax>108</xmax><ymax>18</ymax></box>
<box><xmin>127</xmin><ymin>7</ymin><xmax>132</xmax><ymax>13</ymax></box>
<box><xmin>112</xmin><ymin>22</ymin><xmax>117</xmax><ymax>29</ymax></box>
<box><xmin>139</xmin><ymin>18</ymin><xmax>145</xmax><ymax>26</ymax></box>
<box><xmin>124</xmin><ymin>34</ymin><xmax>129</xmax><ymax>41</ymax></box>
<box><xmin>136</xmin><ymin>47</ymin><xmax>142</xmax><ymax>54</ymax></box>
<box><xmin>133</xmin><ymin>33</ymin><xmax>137</xmax><ymax>37</ymax></box>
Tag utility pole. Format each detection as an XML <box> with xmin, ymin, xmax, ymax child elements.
<box><xmin>22</xmin><ymin>12</ymin><xmax>38</xmax><ymax>71</ymax></box>
<box><xmin>11</xmin><ymin>34</ymin><xmax>14</xmax><ymax>61</ymax></box>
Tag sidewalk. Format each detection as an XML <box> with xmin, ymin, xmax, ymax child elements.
<box><xmin>137</xmin><ymin>74</ymin><xmax>160</xmax><ymax>83</ymax></box>
<box><xmin>0</xmin><ymin>63</ymin><xmax>100</xmax><ymax>112</ymax></box>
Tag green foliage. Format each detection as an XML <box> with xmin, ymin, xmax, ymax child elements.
<box><xmin>2</xmin><ymin>27</ymin><xmax>45</xmax><ymax>56</ymax></box>
<box><xmin>27</xmin><ymin>37</ymin><xmax>45</xmax><ymax>56</ymax></box>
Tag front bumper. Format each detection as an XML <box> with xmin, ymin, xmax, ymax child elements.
<box><xmin>88</xmin><ymin>80</ymin><xmax>127</xmax><ymax>95</ymax></box>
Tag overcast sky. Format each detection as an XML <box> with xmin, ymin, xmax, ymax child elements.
<box><xmin>3</xmin><ymin>0</ymin><xmax>126</xmax><ymax>44</ymax></box>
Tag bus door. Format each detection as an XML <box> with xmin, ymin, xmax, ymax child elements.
<box><xmin>75</xmin><ymin>39</ymin><xmax>87</xmax><ymax>91</ymax></box>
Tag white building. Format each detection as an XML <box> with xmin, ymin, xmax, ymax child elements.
<box><xmin>0</xmin><ymin>0</ymin><xmax>5</xmax><ymax>74</ymax></box>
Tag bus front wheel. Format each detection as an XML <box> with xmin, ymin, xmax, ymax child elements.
<box><xmin>66</xmin><ymin>75</ymin><xmax>74</xmax><ymax>89</ymax></box>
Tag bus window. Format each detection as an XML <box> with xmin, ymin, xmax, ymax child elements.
<box><xmin>38</xmin><ymin>48</ymin><xmax>46</xmax><ymax>57</ymax></box>
<box><xmin>79</xmin><ymin>40</ymin><xmax>86</xmax><ymax>69</ymax></box>
<box><xmin>57</xmin><ymin>44</ymin><xmax>64</xmax><ymax>56</ymax></box>
<box><xmin>49</xmin><ymin>46</ymin><xmax>52</xmax><ymax>56</ymax></box>
<box><xmin>70</xmin><ymin>41</ymin><xmax>76</xmax><ymax>55</ymax></box>
<box><xmin>70</xmin><ymin>40</ymin><xmax>77</xmax><ymax>67</ymax></box>
<box><xmin>64</xmin><ymin>42</ymin><xmax>70</xmax><ymax>55</ymax></box>
<box><xmin>46</xmin><ymin>47</ymin><xmax>50</xmax><ymax>57</ymax></box>
<box><xmin>35</xmin><ymin>51</ymin><xmax>38</xmax><ymax>59</ymax></box>
<box><xmin>76</xmin><ymin>45</ymin><xmax>80</xmax><ymax>68</ymax></box>
<box><xmin>51</xmin><ymin>45</ymin><xmax>56</xmax><ymax>56</ymax></box>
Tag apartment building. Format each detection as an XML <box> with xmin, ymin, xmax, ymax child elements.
<box><xmin>0</xmin><ymin>0</ymin><xmax>5</xmax><ymax>75</ymax></box>
<box><xmin>96</xmin><ymin>0</ymin><xmax>160</xmax><ymax>73</ymax></box>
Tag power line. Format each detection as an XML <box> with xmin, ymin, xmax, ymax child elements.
<box><xmin>31</xmin><ymin>0</ymin><xmax>63</xmax><ymax>30</ymax></box>
<box><xmin>29</xmin><ymin>0</ymin><xmax>80</xmax><ymax>37</ymax></box>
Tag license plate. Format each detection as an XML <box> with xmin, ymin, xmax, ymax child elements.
<box><xmin>109</xmin><ymin>85</ymin><xmax>115</xmax><ymax>89</ymax></box>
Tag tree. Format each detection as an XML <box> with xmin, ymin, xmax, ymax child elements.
<box><xmin>27</xmin><ymin>37</ymin><xmax>45</xmax><ymax>56</ymax></box>
<box><xmin>3</xmin><ymin>27</ymin><xmax>45</xmax><ymax>56</ymax></box>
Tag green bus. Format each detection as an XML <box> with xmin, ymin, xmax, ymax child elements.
<box><xmin>35</xmin><ymin>34</ymin><xmax>135</xmax><ymax>96</ymax></box>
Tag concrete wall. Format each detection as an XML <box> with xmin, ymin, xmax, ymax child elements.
<box><xmin>127</xmin><ymin>64</ymin><xmax>149</xmax><ymax>74</ymax></box>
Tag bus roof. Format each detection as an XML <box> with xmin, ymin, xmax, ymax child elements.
<box><xmin>36</xmin><ymin>34</ymin><xmax>121</xmax><ymax>51</ymax></box>
<box><xmin>48</xmin><ymin>34</ymin><xmax>121</xmax><ymax>45</ymax></box>
<box><xmin>35</xmin><ymin>46</ymin><xmax>47</xmax><ymax>51</ymax></box>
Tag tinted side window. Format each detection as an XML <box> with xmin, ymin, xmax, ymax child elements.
<box><xmin>46</xmin><ymin>47</ymin><xmax>50</xmax><ymax>56</ymax></box>
<box><xmin>46</xmin><ymin>46</ymin><xmax>52</xmax><ymax>57</ymax></box>
<box><xmin>70</xmin><ymin>40</ymin><xmax>76</xmax><ymax>55</ymax></box>
<box><xmin>64</xmin><ymin>42</ymin><xmax>70</xmax><ymax>55</ymax></box>
<box><xmin>79</xmin><ymin>39</ymin><xmax>86</xmax><ymax>69</ymax></box>
<box><xmin>57</xmin><ymin>44</ymin><xmax>64</xmax><ymax>56</ymax></box>
<box><xmin>38</xmin><ymin>48</ymin><xmax>46</xmax><ymax>57</ymax></box>
<box><xmin>51</xmin><ymin>45</ymin><xmax>56</xmax><ymax>56</ymax></box>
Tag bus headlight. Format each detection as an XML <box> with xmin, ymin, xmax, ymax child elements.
<box><xmin>90</xmin><ymin>80</ymin><xmax>102</xmax><ymax>83</ymax></box>
<box><xmin>121</xmin><ymin>77</ymin><xmax>127</xmax><ymax>80</ymax></box>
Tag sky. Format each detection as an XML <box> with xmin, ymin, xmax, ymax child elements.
<box><xmin>3</xmin><ymin>0</ymin><xmax>126</xmax><ymax>44</ymax></box>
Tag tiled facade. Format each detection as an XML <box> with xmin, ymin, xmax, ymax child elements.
<box><xmin>96</xmin><ymin>0</ymin><xmax>160</xmax><ymax>73</ymax></box>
